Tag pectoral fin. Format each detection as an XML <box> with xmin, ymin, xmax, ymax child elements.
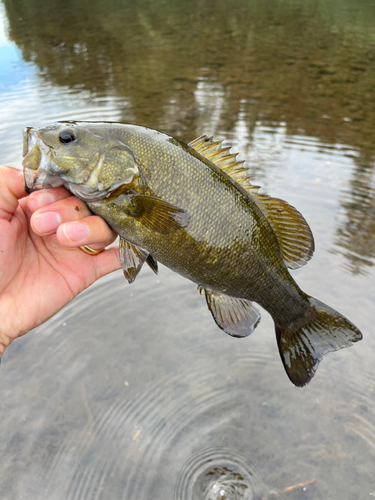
<box><xmin>127</xmin><ymin>195</ymin><xmax>189</xmax><ymax>234</ymax></box>
<box><xmin>199</xmin><ymin>287</ymin><xmax>261</xmax><ymax>338</ymax></box>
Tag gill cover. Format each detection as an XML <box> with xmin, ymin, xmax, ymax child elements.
<box><xmin>67</xmin><ymin>140</ymin><xmax>139</xmax><ymax>201</ymax></box>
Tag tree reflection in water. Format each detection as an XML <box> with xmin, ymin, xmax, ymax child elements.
<box><xmin>3</xmin><ymin>0</ymin><xmax>375</xmax><ymax>274</ymax></box>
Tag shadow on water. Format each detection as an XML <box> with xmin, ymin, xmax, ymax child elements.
<box><xmin>0</xmin><ymin>0</ymin><xmax>375</xmax><ymax>498</ymax></box>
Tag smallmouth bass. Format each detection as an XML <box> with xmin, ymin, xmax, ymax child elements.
<box><xmin>22</xmin><ymin>122</ymin><xmax>362</xmax><ymax>386</ymax></box>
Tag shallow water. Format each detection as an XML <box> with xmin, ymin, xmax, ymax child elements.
<box><xmin>0</xmin><ymin>0</ymin><xmax>375</xmax><ymax>498</ymax></box>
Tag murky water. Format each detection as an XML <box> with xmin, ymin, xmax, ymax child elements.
<box><xmin>0</xmin><ymin>0</ymin><xmax>374</xmax><ymax>498</ymax></box>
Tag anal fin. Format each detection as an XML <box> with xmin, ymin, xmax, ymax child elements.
<box><xmin>199</xmin><ymin>287</ymin><xmax>261</xmax><ymax>338</ymax></box>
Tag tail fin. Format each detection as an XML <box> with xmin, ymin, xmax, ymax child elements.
<box><xmin>275</xmin><ymin>297</ymin><xmax>362</xmax><ymax>387</ymax></box>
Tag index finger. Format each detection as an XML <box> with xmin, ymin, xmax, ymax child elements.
<box><xmin>0</xmin><ymin>166</ymin><xmax>27</xmax><ymax>220</ymax></box>
<box><xmin>27</xmin><ymin>186</ymin><xmax>73</xmax><ymax>212</ymax></box>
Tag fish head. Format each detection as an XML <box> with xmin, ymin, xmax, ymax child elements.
<box><xmin>22</xmin><ymin>122</ymin><xmax>139</xmax><ymax>201</ymax></box>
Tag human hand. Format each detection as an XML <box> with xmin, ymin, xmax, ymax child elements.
<box><xmin>0</xmin><ymin>165</ymin><xmax>121</xmax><ymax>358</ymax></box>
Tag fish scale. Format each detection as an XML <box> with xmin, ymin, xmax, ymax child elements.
<box><xmin>90</xmin><ymin>131</ymin><xmax>276</xmax><ymax>295</ymax></box>
<box><xmin>22</xmin><ymin>121</ymin><xmax>362</xmax><ymax>387</ymax></box>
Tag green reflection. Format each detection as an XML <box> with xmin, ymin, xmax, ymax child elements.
<box><xmin>3</xmin><ymin>0</ymin><xmax>375</xmax><ymax>146</ymax></box>
<box><xmin>2</xmin><ymin>0</ymin><xmax>375</xmax><ymax>273</ymax></box>
<box><xmin>335</xmin><ymin>155</ymin><xmax>375</xmax><ymax>275</ymax></box>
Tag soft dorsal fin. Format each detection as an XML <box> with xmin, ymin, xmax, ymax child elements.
<box><xmin>252</xmin><ymin>194</ymin><xmax>314</xmax><ymax>269</ymax></box>
<box><xmin>188</xmin><ymin>135</ymin><xmax>314</xmax><ymax>269</ymax></box>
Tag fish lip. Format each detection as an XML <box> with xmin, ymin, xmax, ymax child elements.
<box><xmin>22</xmin><ymin>127</ymin><xmax>64</xmax><ymax>192</ymax></box>
<box><xmin>22</xmin><ymin>127</ymin><xmax>34</xmax><ymax>158</ymax></box>
<box><xmin>23</xmin><ymin>165</ymin><xmax>65</xmax><ymax>193</ymax></box>
<box><xmin>23</xmin><ymin>168</ymin><xmax>49</xmax><ymax>193</ymax></box>
<box><xmin>22</xmin><ymin>127</ymin><xmax>40</xmax><ymax>160</ymax></box>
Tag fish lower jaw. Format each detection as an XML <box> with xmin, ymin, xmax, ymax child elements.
<box><xmin>67</xmin><ymin>184</ymin><xmax>111</xmax><ymax>202</ymax></box>
<box><xmin>23</xmin><ymin>168</ymin><xmax>46</xmax><ymax>192</ymax></box>
<box><xmin>67</xmin><ymin>178</ymin><xmax>134</xmax><ymax>203</ymax></box>
<box><xmin>23</xmin><ymin>167</ymin><xmax>65</xmax><ymax>193</ymax></box>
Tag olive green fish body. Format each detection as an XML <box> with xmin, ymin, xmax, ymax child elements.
<box><xmin>87</xmin><ymin>126</ymin><xmax>304</xmax><ymax>318</ymax></box>
<box><xmin>22</xmin><ymin>122</ymin><xmax>362</xmax><ymax>386</ymax></box>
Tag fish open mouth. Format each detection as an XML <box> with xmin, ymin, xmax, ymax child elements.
<box><xmin>22</xmin><ymin>127</ymin><xmax>64</xmax><ymax>193</ymax></box>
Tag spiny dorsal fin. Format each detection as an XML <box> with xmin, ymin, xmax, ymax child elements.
<box><xmin>188</xmin><ymin>135</ymin><xmax>244</xmax><ymax>171</ymax></box>
<box><xmin>188</xmin><ymin>135</ymin><xmax>251</xmax><ymax>189</ymax></box>
<box><xmin>189</xmin><ymin>135</ymin><xmax>314</xmax><ymax>269</ymax></box>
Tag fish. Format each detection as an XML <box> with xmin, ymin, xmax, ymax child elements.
<box><xmin>22</xmin><ymin>121</ymin><xmax>362</xmax><ymax>387</ymax></box>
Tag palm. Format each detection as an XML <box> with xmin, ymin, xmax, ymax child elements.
<box><xmin>0</xmin><ymin>166</ymin><xmax>120</xmax><ymax>356</ymax></box>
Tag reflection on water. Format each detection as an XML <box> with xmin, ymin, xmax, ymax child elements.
<box><xmin>2</xmin><ymin>0</ymin><xmax>375</xmax><ymax>147</ymax></box>
<box><xmin>335</xmin><ymin>155</ymin><xmax>375</xmax><ymax>275</ymax></box>
<box><xmin>2</xmin><ymin>0</ymin><xmax>375</xmax><ymax>274</ymax></box>
<box><xmin>0</xmin><ymin>0</ymin><xmax>375</xmax><ymax>499</ymax></box>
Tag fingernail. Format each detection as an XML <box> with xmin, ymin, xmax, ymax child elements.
<box><xmin>34</xmin><ymin>212</ymin><xmax>62</xmax><ymax>234</ymax></box>
<box><xmin>62</xmin><ymin>222</ymin><xmax>89</xmax><ymax>242</ymax></box>
<box><xmin>29</xmin><ymin>192</ymin><xmax>55</xmax><ymax>210</ymax></box>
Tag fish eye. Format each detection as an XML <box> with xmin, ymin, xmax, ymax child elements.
<box><xmin>59</xmin><ymin>131</ymin><xmax>77</xmax><ymax>144</ymax></box>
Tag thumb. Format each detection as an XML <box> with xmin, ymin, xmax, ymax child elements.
<box><xmin>0</xmin><ymin>166</ymin><xmax>27</xmax><ymax>220</ymax></box>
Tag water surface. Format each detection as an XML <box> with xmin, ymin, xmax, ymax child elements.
<box><xmin>0</xmin><ymin>0</ymin><xmax>374</xmax><ymax>498</ymax></box>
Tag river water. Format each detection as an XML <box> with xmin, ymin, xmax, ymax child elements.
<box><xmin>0</xmin><ymin>0</ymin><xmax>374</xmax><ymax>498</ymax></box>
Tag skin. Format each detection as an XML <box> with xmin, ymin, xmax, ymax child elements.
<box><xmin>0</xmin><ymin>165</ymin><xmax>121</xmax><ymax>358</ymax></box>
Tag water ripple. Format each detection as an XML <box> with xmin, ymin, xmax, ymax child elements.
<box><xmin>175</xmin><ymin>445</ymin><xmax>266</xmax><ymax>500</ymax></box>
